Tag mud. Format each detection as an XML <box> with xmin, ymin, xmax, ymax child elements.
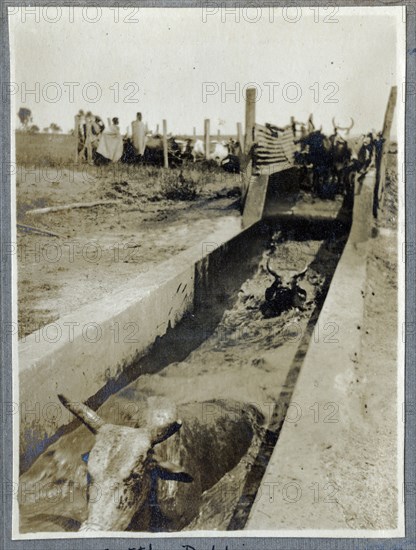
<box><xmin>19</xmin><ymin>223</ymin><xmax>347</xmax><ymax>533</ymax></box>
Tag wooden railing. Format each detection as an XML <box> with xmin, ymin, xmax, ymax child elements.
<box><xmin>253</xmin><ymin>124</ymin><xmax>298</xmax><ymax>175</ymax></box>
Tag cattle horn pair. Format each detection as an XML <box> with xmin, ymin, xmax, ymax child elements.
<box><xmin>266</xmin><ymin>259</ymin><xmax>308</xmax><ymax>283</ymax></box>
<box><xmin>58</xmin><ymin>393</ymin><xmax>183</xmax><ymax>444</ymax></box>
<box><xmin>58</xmin><ymin>394</ymin><xmax>105</xmax><ymax>434</ymax></box>
<box><xmin>332</xmin><ymin>117</ymin><xmax>354</xmax><ymax>133</ymax></box>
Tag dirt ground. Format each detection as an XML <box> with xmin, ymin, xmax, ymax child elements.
<box><xmin>16</xmin><ymin>163</ymin><xmax>241</xmax><ymax>338</ymax></box>
<box><xmin>325</xmin><ymin>153</ymin><xmax>400</xmax><ymax>529</ymax></box>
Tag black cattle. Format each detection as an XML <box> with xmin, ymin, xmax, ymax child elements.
<box><xmin>221</xmin><ymin>154</ymin><xmax>240</xmax><ymax>173</ymax></box>
<box><xmin>295</xmin><ymin>130</ymin><xmax>336</xmax><ymax>198</ymax></box>
<box><xmin>328</xmin><ymin>133</ymin><xmax>352</xmax><ymax>194</ymax></box>
<box><xmin>295</xmin><ymin>124</ymin><xmax>355</xmax><ymax>199</ymax></box>
<box><xmin>143</xmin><ymin>135</ymin><xmax>183</xmax><ymax>167</ymax></box>
<box><xmin>260</xmin><ymin>260</ymin><xmax>308</xmax><ymax>318</ymax></box>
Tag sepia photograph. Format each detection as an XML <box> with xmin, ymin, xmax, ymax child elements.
<box><xmin>4</xmin><ymin>3</ymin><xmax>408</xmax><ymax>542</ymax></box>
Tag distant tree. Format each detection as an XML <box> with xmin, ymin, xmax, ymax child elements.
<box><xmin>42</xmin><ymin>127</ymin><xmax>50</xmax><ymax>133</ymax></box>
<box><xmin>28</xmin><ymin>125</ymin><xmax>40</xmax><ymax>134</ymax></box>
<box><xmin>17</xmin><ymin>107</ymin><xmax>32</xmax><ymax>129</ymax></box>
<box><xmin>49</xmin><ymin>123</ymin><xmax>62</xmax><ymax>133</ymax></box>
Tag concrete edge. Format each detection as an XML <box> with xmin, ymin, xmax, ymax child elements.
<box><xmin>18</xmin><ymin>216</ymin><xmax>270</xmax><ymax>470</ymax></box>
<box><xmin>246</xmin><ymin>169</ymin><xmax>381</xmax><ymax>530</ymax></box>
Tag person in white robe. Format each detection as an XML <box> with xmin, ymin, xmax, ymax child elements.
<box><xmin>96</xmin><ymin>117</ymin><xmax>123</xmax><ymax>162</ymax></box>
<box><xmin>131</xmin><ymin>112</ymin><xmax>148</xmax><ymax>159</ymax></box>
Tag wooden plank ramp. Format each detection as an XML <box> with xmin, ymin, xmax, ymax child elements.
<box><xmin>242</xmin><ymin>172</ymin><xmax>269</xmax><ymax>227</ymax></box>
<box><xmin>242</xmin><ymin>123</ymin><xmax>298</xmax><ymax>227</ymax></box>
<box><xmin>243</xmin><ymin>167</ymin><xmax>349</xmax><ymax>226</ymax></box>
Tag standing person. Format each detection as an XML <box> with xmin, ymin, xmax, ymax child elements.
<box><xmin>96</xmin><ymin>117</ymin><xmax>123</xmax><ymax>163</ymax></box>
<box><xmin>76</xmin><ymin>110</ymin><xmax>87</xmax><ymax>159</ymax></box>
<box><xmin>131</xmin><ymin>112</ymin><xmax>148</xmax><ymax>161</ymax></box>
<box><xmin>90</xmin><ymin>114</ymin><xmax>105</xmax><ymax>161</ymax></box>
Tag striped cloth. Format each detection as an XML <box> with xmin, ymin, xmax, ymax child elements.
<box><xmin>253</xmin><ymin>124</ymin><xmax>299</xmax><ymax>175</ymax></box>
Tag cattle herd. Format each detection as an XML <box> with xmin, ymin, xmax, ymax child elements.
<box><xmin>75</xmin><ymin>110</ymin><xmax>384</xmax><ymax>322</ymax></box>
<box><xmin>120</xmin><ymin>134</ymin><xmax>242</xmax><ymax>173</ymax></box>
<box><xmin>76</xmin><ymin>110</ymin><xmax>383</xmax><ymax>200</ymax></box>
<box><xmin>293</xmin><ymin>114</ymin><xmax>384</xmax><ymax>199</ymax></box>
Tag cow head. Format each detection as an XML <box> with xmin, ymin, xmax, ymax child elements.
<box><xmin>262</xmin><ymin>260</ymin><xmax>308</xmax><ymax>317</ymax></box>
<box><xmin>266</xmin><ymin>259</ymin><xmax>308</xmax><ymax>291</ymax></box>
<box><xmin>58</xmin><ymin>394</ymin><xmax>192</xmax><ymax>532</ymax></box>
<box><xmin>265</xmin><ymin>259</ymin><xmax>308</xmax><ymax>302</ymax></box>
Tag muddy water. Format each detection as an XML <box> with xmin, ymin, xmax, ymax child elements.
<box><xmin>19</xmin><ymin>225</ymin><xmax>347</xmax><ymax>533</ymax></box>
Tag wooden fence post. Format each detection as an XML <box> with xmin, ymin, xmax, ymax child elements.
<box><xmin>162</xmin><ymin>119</ymin><xmax>169</xmax><ymax>168</ymax></box>
<box><xmin>74</xmin><ymin>115</ymin><xmax>79</xmax><ymax>164</ymax></box>
<box><xmin>242</xmin><ymin>88</ymin><xmax>271</xmax><ymax>228</ymax></box>
<box><xmin>237</xmin><ymin>122</ymin><xmax>244</xmax><ymax>152</ymax></box>
<box><xmin>290</xmin><ymin>116</ymin><xmax>296</xmax><ymax>137</ymax></box>
<box><xmin>204</xmin><ymin>119</ymin><xmax>210</xmax><ymax>160</ymax></box>
<box><xmin>373</xmin><ymin>86</ymin><xmax>397</xmax><ymax>217</ymax></box>
<box><xmin>244</xmin><ymin>88</ymin><xmax>256</xmax><ymax>155</ymax></box>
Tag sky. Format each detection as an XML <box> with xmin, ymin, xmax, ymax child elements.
<box><xmin>9</xmin><ymin>6</ymin><xmax>404</xmax><ymax>136</ymax></box>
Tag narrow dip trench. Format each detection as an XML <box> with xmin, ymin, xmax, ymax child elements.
<box><xmin>19</xmin><ymin>220</ymin><xmax>348</xmax><ymax>533</ymax></box>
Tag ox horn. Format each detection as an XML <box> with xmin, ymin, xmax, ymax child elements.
<box><xmin>266</xmin><ymin>258</ymin><xmax>281</xmax><ymax>281</ymax></box>
<box><xmin>292</xmin><ymin>264</ymin><xmax>309</xmax><ymax>285</ymax></box>
<box><xmin>333</xmin><ymin>117</ymin><xmax>354</xmax><ymax>133</ymax></box>
<box><xmin>58</xmin><ymin>394</ymin><xmax>105</xmax><ymax>434</ymax></box>
<box><xmin>151</xmin><ymin>420</ymin><xmax>183</xmax><ymax>446</ymax></box>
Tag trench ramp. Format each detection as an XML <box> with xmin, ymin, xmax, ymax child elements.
<box><xmin>242</xmin><ymin>123</ymin><xmax>347</xmax><ymax>226</ymax></box>
<box><xmin>243</xmin><ymin>165</ymin><xmax>347</xmax><ymax>227</ymax></box>
<box><xmin>242</xmin><ymin>171</ymin><xmax>270</xmax><ymax>227</ymax></box>
<box><xmin>245</xmin><ymin>169</ymin><xmax>398</xmax><ymax>532</ymax></box>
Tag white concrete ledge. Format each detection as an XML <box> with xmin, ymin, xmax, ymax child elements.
<box><xmin>245</xmin><ymin>170</ymin><xmax>398</xmax><ymax>532</ymax></box>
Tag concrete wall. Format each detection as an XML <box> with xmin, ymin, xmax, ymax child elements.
<box><xmin>246</xmin><ymin>170</ymin><xmax>383</xmax><ymax>531</ymax></box>
<box><xmin>18</xmin><ymin>219</ymin><xmax>268</xmax><ymax>470</ymax></box>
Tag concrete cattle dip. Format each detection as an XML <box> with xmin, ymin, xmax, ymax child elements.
<box><xmin>58</xmin><ymin>394</ymin><xmax>192</xmax><ymax>532</ymax></box>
